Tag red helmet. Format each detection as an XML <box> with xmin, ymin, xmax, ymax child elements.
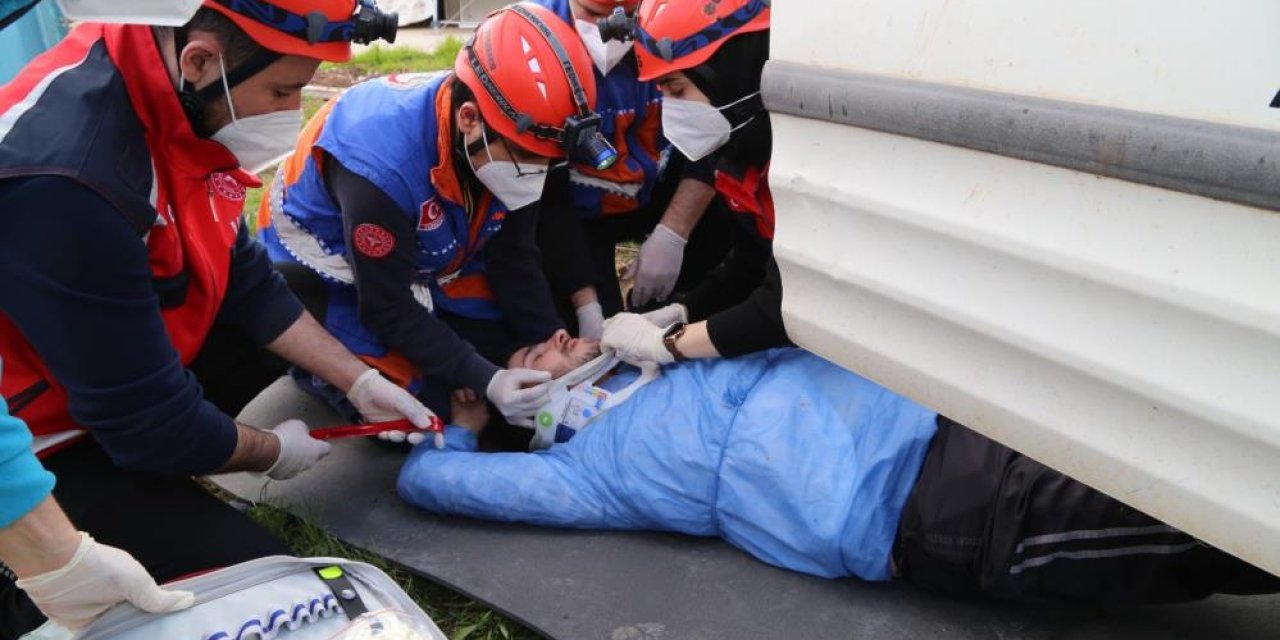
<box><xmin>633</xmin><ymin>0</ymin><xmax>770</xmax><ymax>82</ymax></box>
<box><xmin>456</xmin><ymin>3</ymin><xmax>605</xmax><ymax>160</ymax></box>
<box><xmin>201</xmin><ymin>0</ymin><xmax>399</xmax><ymax>63</ymax></box>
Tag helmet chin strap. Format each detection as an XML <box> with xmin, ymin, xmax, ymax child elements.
<box><xmin>174</xmin><ymin>25</ymin><xmax>282</xmax><ymax>137</ymax></box>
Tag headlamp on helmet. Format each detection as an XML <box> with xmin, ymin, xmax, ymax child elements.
<box><xmin>351</xmin><ymin>0</ymin><xmax>397</xmax><ymax>45</ymax></box>
<box><xmin>597</xmin><ymin>6</ymin><xmax>638</xmax><ymax>44</ymax></box>
<box><xmin>564</xmin><ymin>114</ymin><xmax>617</xmax><ymax>171</ymax></box>
<box><xmin>463</xmin><ymin>3</ymin><xmax>619</xmax><ymax>170</ymax></box>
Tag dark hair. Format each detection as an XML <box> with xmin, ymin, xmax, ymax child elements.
<box><xmin>182</xmin><ymin>7</ymin><xmax>268</xmax><ymax>68</ymax></box>
<box><xmin>448</xmin><ymin>75</ymin><xmax>538</xmax><ymax>158</ymax></box>
<box><xmin>449</xmin><ymin>73</ymin><xmax>477</xmax><ymax>116</ymax></box>
<box><xmin>448</xmin><ymin>74</ymin><xmax>482</xmax><ymax>186</ymax></box>
<box><xmin>694</xmin><ymin>30</ymin><xmax>772</xmax><ymax>169</ymax></box>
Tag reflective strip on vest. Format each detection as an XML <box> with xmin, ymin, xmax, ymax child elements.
<box><xmin>0</xmin><ymin>46</ymin><xmax>95</xmax><ymax>143</ymax></box>
<box><xmin>32</xmin><ymin>430</ymin><xmax>87</xmax><ymax>455</ymax></box>
<box><xmin>568</xmin><ymin>169</ymin><xmax>643</xmax><ymax>199</ymax></box>
<box><xmin>265</xmin><ymin>164</ymin><xmax>449</xmax><ymax>312</ymax></box>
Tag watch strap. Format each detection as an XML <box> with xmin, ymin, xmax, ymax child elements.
<box><xmin>663</xmin><ymin>323</ymin><xmax>689</xmax><ymax>362</ymax></box>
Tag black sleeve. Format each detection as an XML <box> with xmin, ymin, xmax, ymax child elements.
<box><xmin>215</xmin><ymin>223</ymin><xmax>304</xmax><ymax>345</ymax></box>
<box><xmin>485</xmin><ymin>200</ymin><xmax>566</xmax><ymax>344</ymax></box>
<box><xmin>324</xmin><ymin>156</ymin><xmax>499</xmax><ymax>393</ymax></box>
<box><xmin>533</xmin><ymin>166</ymin><xmax>596</xmax><ymax>298</ymax></box>
<box><xmin>703</xmin><ymin>257</ymin><xmax>792</xmax><ymax>357</ymax></box>
<box><xmin>0</xmin><ymin>177</ymin><xmax>237</xmax><ymax>475</ymax></box>
<box><xmin>679</xmin><ymin>153</ymin><xmax>716</xmax><ymax>186</ymax></box>
<box><xmin>680</xmin><ymin>221</ymin><xmax>771</xmax><ymax>321</ymax></box>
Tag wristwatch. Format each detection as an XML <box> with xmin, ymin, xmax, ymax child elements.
<box><xmin>663</xmin><ymin>322</ymin><xmax>689</xmax><ymax>362</ymax></box>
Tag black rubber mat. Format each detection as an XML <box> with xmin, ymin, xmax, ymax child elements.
<box><xmin>214</xmin><ymin>377</ymin><xmax>1280</xmax><ymax>640</ymax></box>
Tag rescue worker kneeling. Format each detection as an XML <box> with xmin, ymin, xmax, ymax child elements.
<box><xmin>530</xmin><ymin>0</ymin><xmax>729</xmax><ymax>338</ymax></box>
<box><xmin>259</xmin><ymin>3</ymin><xmax>606</xmax><ymax>431</ymax></box>
<box><xmin>601</xmin><ymin>0</ymin><xmax>789</xmax><ymax>363</ymax></box>
<box><xmin>0</xmin><ymin>2</ymin><xmax>422</xmax><ymax>637</ymax></box>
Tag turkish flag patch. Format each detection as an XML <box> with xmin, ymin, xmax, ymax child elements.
<box><xmin>353</xmin><ymin>223</ymin><xmax>395</xmax><ymax>258</ymax></box>
<box><xmin>418</xmin><ymin>198</ymin><xmax>445</xmax><ymax>231</ymax></box>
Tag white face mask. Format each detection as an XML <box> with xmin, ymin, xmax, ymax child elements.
<box><xmin>55</xmin><ymin>0</ymin><xmax>202</xmax><ymax>25</ymax></box>
<box><xmin>202</xmin><ymin>55</ymin><xmax>302</xmax><ymax>174</ymax></box>
<box><xmin>466</xmin><ymin>124</ymin><xmax>549</xmax><ymax>211</ymax></box>
<box><xmin>575</xmin><ymin>18</ymin><xmax>632</xmax><ymax>75</ymax></box>
<box><xmin>661</xmin><ymin>91</ymin><xmax>761</xmax><ymax>162</ymax></box>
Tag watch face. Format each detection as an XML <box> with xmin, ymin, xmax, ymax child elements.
<box><xmin>663</xmin><ymin>323</ymin><xmax>688</xmax><ymax>361</ymax></box>
<box><xmin>664</xmin><ymin>322</ymin><xmax>687</xmax><ymax>338</ymax></box>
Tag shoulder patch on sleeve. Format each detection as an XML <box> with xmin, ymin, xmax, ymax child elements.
<box><xmin>353</xmin><ymin>223</ymin><xmax>396</xmax><ymax>258</ymax></box>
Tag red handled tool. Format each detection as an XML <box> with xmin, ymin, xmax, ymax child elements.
<box><xmin>310</xmin><ymin>416</ymin><xmax>446</xmax><ymax>448</ymax></box>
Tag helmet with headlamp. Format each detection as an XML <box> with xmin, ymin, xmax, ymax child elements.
<box><xmin>175</xmin><ymin>0</ymin><xmax>399</xmax><ymax>170</ymax></box>
<box><xmin>455</xmin><ymin>2</ymin><xmax>618</xmax><ymax>171</ymax></box>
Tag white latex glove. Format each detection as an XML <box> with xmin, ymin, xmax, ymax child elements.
<box><xmin>486</xmin><ymin>368</ymin><xmax>553</xmax><ymax>427</ymax></box>
<box><xmin>601</xmin><ymin>313</ymin><xmax>674</xmax><ymax>364</ymax></box>
<box><xmin>16</xmin><ymin>532</ymin><xmax>194</xmax><ymax>630</ymax></box>
<box><xmin>265</xmin><ymin>419</ymin><xmax>331</xmax><ymax>480</ymax></box>
<box><xmin>625</xmin><ymin>224</ymin><xmax>687</xmax><ymax>307</ymax></box>
<box><xmin>641</xmin><ymin>302</ymin><xmax>688</xmax><ymax>328</ymax></box>
<box><xmin>575</xmin><ymin>301</ymin><xmax>605</xmax><ymax>339</ymax></box>
<box><xmin>347</xmin><ymin>368</ymin><xmax>439</xmax><ymax>444</ymax></box>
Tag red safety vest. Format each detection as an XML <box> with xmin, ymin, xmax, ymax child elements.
<box><xmin>0</xmin><ymin>24</ymin><xmax>254</xmax><ymax>447</ymax></box>
<box><xmin>715</xmin><ymin>162</ymin><xmax>775</xmax><ymax>241</ymax></box>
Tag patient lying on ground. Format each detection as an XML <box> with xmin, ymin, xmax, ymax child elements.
<box><xmin>398</xmin><ymin>334</ymin><xmax>1277</xmax><ymax>603</ymax></box>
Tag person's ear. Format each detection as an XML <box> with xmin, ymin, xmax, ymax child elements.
<box><xmin>178</xmin><ymin>38</ymin><xmax>222</xmax><ymax>89</ymax></box>
<box><xmin>456</xmin><ymin>101</ymin><xmax>482</xmax><ymax>140</ymax></box>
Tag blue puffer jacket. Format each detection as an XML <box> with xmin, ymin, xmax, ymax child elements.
<box><xmin>397</xmin><ymin>349</ymin><xmax>938</xmax><ymax>581</ymax></box>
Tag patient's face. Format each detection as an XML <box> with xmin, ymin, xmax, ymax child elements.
<box><xmin>508</xmin><ymin>329</ymin><xmax>602</xmax><ymax>378</ymax></box>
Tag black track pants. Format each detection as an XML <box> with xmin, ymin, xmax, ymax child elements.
<box><xmin>897</xmin><ymin>417</ymin><xmax>1280</xmax><ymax>603</ymax></box>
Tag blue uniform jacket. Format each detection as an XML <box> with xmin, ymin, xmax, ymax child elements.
<box><xmin>261</xmin><ymin>72</ymin><xmax>509</xmax><ymax>351</ymax></box>
<box><xmin>398</xmin><ymin>349</ymin><xmax>938</xmax><ymax>581</ymax></box>
<box><xmin>533</xmin><ymin>0</ymin><xmax>667</xmax><ymax>219</ymax></box>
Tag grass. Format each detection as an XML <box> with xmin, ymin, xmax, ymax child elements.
<box><xmin>247</xmin><ymin>503</ymin><xmax>538</xmax><ymax>640</ymax></box>
<box><xmin>323</xmin><ymin>38</ymin><xmax>464</xmax><ymax>78</ymax></box>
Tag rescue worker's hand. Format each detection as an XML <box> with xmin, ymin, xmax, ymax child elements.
<box><xmin>575</xmin><ymin>301</ymin><xmax>605</xmax><ymax>339</ymax></box>
<box><xmin>602</xmin><ymin>313</ymin><xmax>675</xmax><ymax>365</ymax></box>
<box><xmin>486</xmin><ymin>369</ymin><xmax>554</xmax><ymax>427</ymax></box>
<box><xmin>641</xmin><ymin>303</ymin><xmax>688</xmax><ymax>329</ymax></box>
<box><xmin>346</xmin><ymin>369</ymin><xmax>439</xmax><ymax>443</ymax></box>
<box><xmin>626</xmin><ymin>224</ymin><xmax>687</xmax><ymax>307</ymax></box>
<box><xmin>16</xmin><ymin>532</ymin><xmax>194</xmax><ymax>630</ymax></box>
<box><xmin>265</xmin><ymin>419</ymin><xmax>331</xmax><ymax>480</ymax></box>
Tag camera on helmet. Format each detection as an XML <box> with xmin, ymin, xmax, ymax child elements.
<box><xmin>564</xmin><ymin>113</ymin><xmax>619</xmax><ymax>171</ymax></box>
<box><xmin>353</xmin><ymin>0</ymin><xmax>398</xmax><ymax>45</ymax></box>
<box><xmin>597</xmin><ymin>6</ymin><xmax>637</xmax><ymax>43</ymax></box>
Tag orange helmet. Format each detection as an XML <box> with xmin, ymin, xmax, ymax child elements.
<box><xmin>456</xmin><ymin>3</ymin><xmax>613</xmax><ymax>163</ymax></box>
<box><xmin>201</xmin><ymin>0</ymin><xmax>399</xmax><ymax>63</ymax></box>
<box><xmin>632</xmin><ymin>0</ymin><xmax>770</xmax><ymax>82</ymax></box>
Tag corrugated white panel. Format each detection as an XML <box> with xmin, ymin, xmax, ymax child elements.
<box><xmin>771</xmin><ymin>114</ymin><xmax>1280</xmax><ymax>573</ymax></box>
<box><xmin>772</xmin><ymin>0</ymin><xmax>1280</xmax><ymax>130</ymax></box>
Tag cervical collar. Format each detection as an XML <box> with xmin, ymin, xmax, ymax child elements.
<box><xmin>529</xmin><ymin>350</ymin><xmax>661</xmax><ymax>450</ymax></box>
